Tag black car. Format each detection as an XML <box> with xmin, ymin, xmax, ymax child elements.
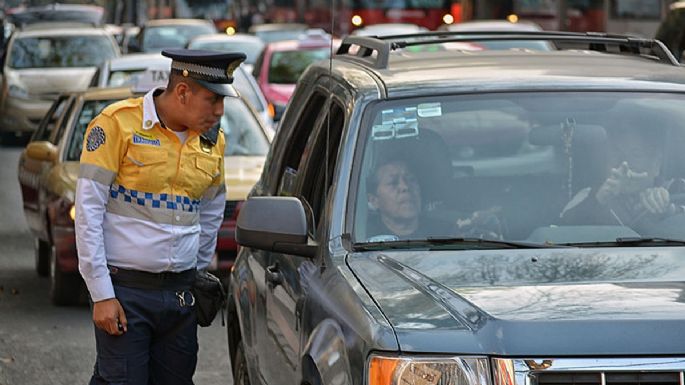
<box><xmin>229</xmin><ymin>31</ymin><xmax>685</xmax><ymax>385</ymax></box>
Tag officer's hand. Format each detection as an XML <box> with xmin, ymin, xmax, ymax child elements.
<box><xmin>93</xmin><ymin>298</ymin><xmax>127</xmax><ymax>336</ymax></box>
<box><xmin>639</xmin><ymin>187</ymin><xmax>671</xmax><ymax>215</ymax></box>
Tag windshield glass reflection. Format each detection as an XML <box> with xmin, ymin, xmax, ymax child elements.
<box><xmin>10</xmin><ymin>36</ymin><xmax>117</xmax><ymax>69</ymax></box>
<box><xmin>354</xmin><ymin>92</ymin><xmax>685</xmax><ymax>246</ymax></box>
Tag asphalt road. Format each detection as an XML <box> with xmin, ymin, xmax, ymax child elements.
<box><xmin>0</xmin><ymin>145</ymin><xmax>232</xmax><ymax>385</ymax></box>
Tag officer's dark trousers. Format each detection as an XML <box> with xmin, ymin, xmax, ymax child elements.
<box><xmin>89</xmin><ymin>285</ymin><xmax>198</xmax><ymax>385</ymax></box>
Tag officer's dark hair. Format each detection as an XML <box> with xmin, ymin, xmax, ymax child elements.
<box><xmin>167</xmin><ymin>69</ymin><xmax>201</xmax><ymax>93</ymax></box>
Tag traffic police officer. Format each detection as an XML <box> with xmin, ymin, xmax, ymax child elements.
<box><xmin>75</xmin><ymin>49</ymin><xmax>246</xmax><ymax>384</ymax></box>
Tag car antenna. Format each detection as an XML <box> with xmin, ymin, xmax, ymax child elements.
<box><xmin>320</xmin><ymin>0</ymin><xmax>337</xmax><ymax>271</ymax></box>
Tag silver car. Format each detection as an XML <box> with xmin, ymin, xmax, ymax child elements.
<box><xmin>0</xmin><ymin>24</ymin><xmax>119</xmax><ymax>140</ymax></box>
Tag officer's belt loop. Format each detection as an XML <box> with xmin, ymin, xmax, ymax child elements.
<box><xmin>108</xmin><ymin>266</ymin><xmax>196</xmax><ymax>290</ymax></box>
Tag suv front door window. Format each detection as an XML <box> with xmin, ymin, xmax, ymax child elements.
<box><xmin>262</xmin><ymin>95</ymin><xmax>346</xmax><ymax>385</ymax></box>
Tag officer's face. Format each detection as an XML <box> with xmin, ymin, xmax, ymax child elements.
<box><xmin>187</xmin><ymin>86</ymin><xmax>224</xmax><ymax>134</ymax></box>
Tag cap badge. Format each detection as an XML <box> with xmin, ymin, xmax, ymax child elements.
<box><xmin>182</xmin><ymin>69</ymin><xmax>189</xmax><ymax>77</ymax></box>
<box><xmin>226</xmin><ymin>61</ymin><xmax>240</xmax><ymax>78</ymax></box>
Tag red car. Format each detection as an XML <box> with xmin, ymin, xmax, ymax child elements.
<box><xmin>252</xmin><ymin>30</ymin><xmax>333</xmax><ymax>121</ymax></box>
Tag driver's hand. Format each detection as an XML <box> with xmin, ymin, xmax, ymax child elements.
<box><xmin>456</xmin><ymin>207</ymin><xmax>503</xmax><ymax>239</ymax></box>
<box><xmin>596</xmin><ymin>162</ymin><xmax>651</xmax><ymax>205</ymax></box>
<box><xmin>639</xmin><ymin>187</ymin><xmax>671</xmax><ymax>215</ymax></box>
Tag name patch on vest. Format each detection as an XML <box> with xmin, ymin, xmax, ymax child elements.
<box><xmin>133</xmin><ymin>134</ymin><xmax>161</xmax><ymax>146</ymax></box>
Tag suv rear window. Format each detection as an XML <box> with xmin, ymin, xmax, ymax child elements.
<box><xmin>9</xmin><ymin>35</ymin><xmax>117</xmax><ymax>68</ymax></box>
<box><xmin>354</xmin><ymin>92</ymin><xmax>685</xmax><ymax>245</ymax></box>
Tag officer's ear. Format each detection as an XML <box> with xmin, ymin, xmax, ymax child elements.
<box><xmin>175</xmin><ymin>81</ymin><xmax>191</xmax><ymax>105</ymax></box>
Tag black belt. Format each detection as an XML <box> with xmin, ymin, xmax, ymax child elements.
<box><xmin>108</xmin><ymin>266</ymin><xmax>196</xmax><ymax>290</ymax></box>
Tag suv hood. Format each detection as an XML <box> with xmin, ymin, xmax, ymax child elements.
<box><xmin>8</xmin><ymin>68</ymin><xmax>96</xmax><ymax>95</ymax></box>
<box><xmin>347</xmin><ymin>248</ymin><xmax>685</xmax><ymax>355</ymax></box>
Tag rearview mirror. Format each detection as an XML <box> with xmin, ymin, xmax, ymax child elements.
<box><xmin>25</xmin><ymin>141</ymin><xmax>58</xmax><ymax>163</ymax></box>
<box><xmin>236</xmin><ymin>196</ymin><xmax>317</xmax><ymax>258</ymax></box>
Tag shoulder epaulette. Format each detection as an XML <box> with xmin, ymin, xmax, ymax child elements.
<box><xmin>101</xmin><ymin>97</ymin><xmax>142</xmax><ymax>117</ymax></box>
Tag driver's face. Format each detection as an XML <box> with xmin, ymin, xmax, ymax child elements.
<box><xmin>369</xmin><ymin>161</ymin><xmax>422</xmax><ymax>221</ymax></box>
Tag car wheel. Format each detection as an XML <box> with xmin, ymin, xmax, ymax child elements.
<box><xmin>49</xmin><ymin>244</ymin><xmax>81</xmax><ymax>306</ymax></box>
<box><xmin>233</xmin><ymin>341</ymin><xmax>251</xmax><ymax>385</ymax></box>
<box><xmin>35</xmin><ymin>238</ymin><xmax>50</xmax><ymax>277</ymax></box>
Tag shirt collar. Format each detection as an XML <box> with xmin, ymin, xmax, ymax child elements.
<box><xmin>141</xmin><ymin>87</ymin><xmax>165</xmax><ymax>131</ymax></box>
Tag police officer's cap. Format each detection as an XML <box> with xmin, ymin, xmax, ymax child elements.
<box><xmin>161</xmin><ymin>49</ymin><xmax>246</xmax><ymax>97</ymax></box>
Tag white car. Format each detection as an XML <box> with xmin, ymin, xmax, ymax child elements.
<box><xmin>0</xmin><ymin>23</ymin><xmax>119</xmax><ymax>141</ymax></box>
<box><xmin>95</xmin><ymin>53</ymin><xmax>274</xmax><ymax>128</ymax></box>
<box><xmin>187</xmin><ymin>33</ymin><xmax>265</xmax><ymax>74</ymax></box>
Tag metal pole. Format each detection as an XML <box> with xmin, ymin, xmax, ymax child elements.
<box><xmin>558</xmin><ymin>0</ymin><xmax>568</xmax><ymax>31</ymax></box>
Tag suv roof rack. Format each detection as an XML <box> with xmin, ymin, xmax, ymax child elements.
<box><xmin>336</xmin><ymin>31</ymin><xmax>680</xmax><ymax>69</ymax></box>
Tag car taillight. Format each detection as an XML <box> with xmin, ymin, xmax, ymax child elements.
<box><xmin>49</xmin><ymin>197</ymin><xmax>75</xmax><ymax>226</ymax></box>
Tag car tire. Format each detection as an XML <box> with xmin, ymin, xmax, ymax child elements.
<box><xmin>49</xmin><ymin>244</ymin><xmax>81</xmax><ymax>306</ymax></box>
<box><xmin>233</xmin><ymin>341</ymin><xmax>251</xmax><ymax>385</ymax></box>
<box><xmin>35</xmin><ymin>238</ymin><xmax>50</xmax><ymax>277</ymax></box>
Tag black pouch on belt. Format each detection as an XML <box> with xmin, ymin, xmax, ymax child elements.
<box><xmin>191</xmin><ymin>270</ymin><xmax>225</xmax><ymax>327</ymax></box>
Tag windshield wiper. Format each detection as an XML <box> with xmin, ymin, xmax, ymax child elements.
<box><xmin>354</xmin><ymin>237</ymin><xmax>568</xmax><ymax>251</ymax></box>
<box><xmin>561</xmin><ymin>237</ymin><xmax>685</xmax><ymax>247</ymax></box>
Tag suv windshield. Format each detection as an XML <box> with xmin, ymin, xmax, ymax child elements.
<box><xmin>354</xmin><ymin>92</ymin><xmax>685</xmax><ymax>246</ymax></box>
<box><xmin>10</xmin><ymin>35</ymin><xmax>116</xmax><ymax>69</ymax></box>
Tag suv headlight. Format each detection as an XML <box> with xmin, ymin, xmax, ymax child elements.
<box><xmin>369</xmin><ymin>355</ymin><xmax>491</xmax><ymax>385</ymax></box>
<box><xmin>8</xmin><ymin>84</ymin><xmax>29</xmax><ymax>99</ymax></box>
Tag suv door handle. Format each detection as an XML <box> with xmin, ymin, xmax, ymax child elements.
<box><xmin>266</xmin><ymin>263</ymin><xmax>283</xmax><ymax>286</ymax></box>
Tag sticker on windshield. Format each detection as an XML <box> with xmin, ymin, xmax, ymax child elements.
<box><xmin>366</xmin><ymin>235</ymin><xmax>399</xmax><ymax>242</ymax></box>
<box><xmin>372</xmin><ymin>108</ymin><xmax>419</xmax><ymax>140</ymax></box>
<box><xmin>417</xmin><ymin>102</ymin><xmax>442</xmax><ymax>117</ymax></box>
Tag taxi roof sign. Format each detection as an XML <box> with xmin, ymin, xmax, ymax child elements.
<box><xmin>131</xmin><ymin>68</ymin><xmax>170</xmax><ymax>93</ymax></box>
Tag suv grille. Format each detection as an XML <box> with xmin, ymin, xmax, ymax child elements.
<box><xmin>493</xmin><ymin>358</ymin><xmax>685</xmax><ymax>385</ymax></box>
<box><xmin>536</xmin><ymin>372</ymin><xmax>682</xmax><ymax>385</ymax></box>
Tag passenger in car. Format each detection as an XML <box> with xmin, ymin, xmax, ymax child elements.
<box><xmin>365</xmin><ymin>152</ymin><xmax>503</xmax><ymax>240</ymax></box>
<box><xmin>560</xmin><ymin>116</ymin><xmax>684</xmax><ymax>231</ymax></box>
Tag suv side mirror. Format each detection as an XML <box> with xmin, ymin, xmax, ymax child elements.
<box><xmin>25</xmin><ymin>141</ymin><xmax>58</xmax><ymax>163</ymax></box>
<box><xmin>236</xmin><ymin>196</ymin><xmax>317</xmax><ymax>258</ymax></box>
